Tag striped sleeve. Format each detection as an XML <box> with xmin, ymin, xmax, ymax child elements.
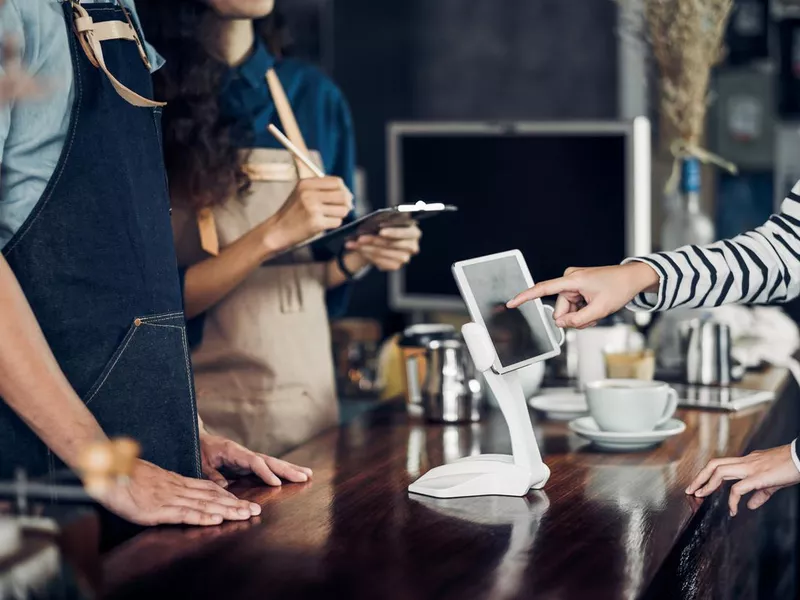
<box><xmin>623</xmin><ymin>182</ymin><xmax>800</xmax><ymax>312</ymax></box>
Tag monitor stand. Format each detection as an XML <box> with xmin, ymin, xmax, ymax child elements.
<box><xmin>408</xmin><ymin>323</ymin><xmax>550</xmax><ymax>498</ymax></box>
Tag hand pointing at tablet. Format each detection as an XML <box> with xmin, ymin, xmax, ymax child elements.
<box><xmin>506</xmin><ymin>262</ymin><xmax>660</xmax><ymax>329</ymax></box>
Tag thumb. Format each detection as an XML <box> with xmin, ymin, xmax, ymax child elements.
<box><xmin>556</xmin><ymin>304</ymin><xmax>605</xmax><ymax>329</ymax></box>
<box><xmin>205</xmin><ymin>466</ymin><xmax>229</xmax><ymax>489</ymax></box>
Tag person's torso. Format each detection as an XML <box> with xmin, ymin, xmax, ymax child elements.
<box><xmin>173</xmin><ymin>67</ymin><xmax>340</xmax><ymax>455</ymax></box>
<box><xmin>218</xmin><ymin>40</ymin><xmax>353</xmax><ymax>189</ymax></box>
<box><xmin>0</xmin><ymin>1</ymin><xmax>199</xmax><ymax>480</ymax></box>
<box><xmin>0</xmin><ymin>0</ymin><xmax>162</xmax><ymax>249</ymax></box>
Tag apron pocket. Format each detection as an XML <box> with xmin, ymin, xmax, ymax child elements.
<box><xmin>83</xmin><ymin>312</ymin><xmax>187</xmax><ymax>404</ymax></box>
<box><xmin>80</xmin><ymin>312</ymin><xmax>201</xmax><ymax>478</ymax></box>
<box><xmin>197</xmin><ymin>385</ymin><xmax>337</xmax><ymax>457</ymax></box>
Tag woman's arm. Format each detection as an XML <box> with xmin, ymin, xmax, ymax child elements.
<box><xmin>183</xmin><ymin>218</ymin><xmax>279</xmax><ymax>319</ymax></box>
<box><xmin>182</xmin><ymin>176</ymin><xmax>352</xmax><ymax>319</ymax></box>
<box><xmin>325</xmin><ymin>251</ymin><xmax>368</xmax><ymax>290</ymax></box>
<box><xmin>625</xmin><ymin>185</ymin><xmax>800</xmax><ymax>312</ymax></box>
<box><xmin>508</xmin><ymin>181</ymin><xmax>800</xmax><ymax>328</ymax></box>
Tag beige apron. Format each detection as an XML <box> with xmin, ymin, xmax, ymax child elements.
<box><xmin>172</xmin><ymin>69</ymin><xmax>338</xmax><ymax>456</ymax></box>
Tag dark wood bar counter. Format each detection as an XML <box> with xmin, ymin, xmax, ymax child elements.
<box><xmin>101</xmin><ymin>369</ymin><xmax>800</xmax><ymax>600</ymax></box>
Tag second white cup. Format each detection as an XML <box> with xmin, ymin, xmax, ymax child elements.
<box><xmin>584</xmin><ymin>379</ymin><xmax>678</xmax><ymax>433</ymax></box>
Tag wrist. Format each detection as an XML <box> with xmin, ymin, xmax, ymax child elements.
<box><xmin>790</xmin><ymin>440</ymin><xmax>800</xmax><ymax>474</ymax></box>
<box><xmin>257</xmin><ymin>216</ymin><xmax>288</xmax><ymax>259</ymax></box>
<box><xmin>334</xmin><ymin>250</ymin><xmax>370</xmax><ymax>283</ymax></box>
<box><xmin>627</xmin><ymin>260</ymin><xmax>660</xmax><ymax>294</ymax></box>
<box><xmin>342</xmin><ymin>250</ymin><xmax>369</xmax><ymax>274</ymax></box>
<box><xmin>52</xmin><ymin>420</ymin><xmax>110</xmax><ymax>473</ymax></box>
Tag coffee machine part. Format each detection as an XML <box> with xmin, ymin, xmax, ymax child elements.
<box><xmin>399</xmin><ymin>324</ymin><xmax>458</xmax><ymax>347</ymax></box>
<box><xmin>399</xmin><ymin>324</ymin><xmax>458</xmax><ymax>416</ymax></box>
<box><xmin>421</xmin><ymin>338</ymin><xmax>483</xmax><ymax>423</ymax></box>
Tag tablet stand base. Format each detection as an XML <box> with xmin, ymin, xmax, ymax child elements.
<box><xmin>408</xmin><ymin>323</ymin><xmax>551</xmax><ymax>499</ymax></box>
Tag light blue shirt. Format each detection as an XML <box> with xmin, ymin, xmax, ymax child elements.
<box><xmin>0</xmin><ymin>0</ymin><xmax>163</xmax><ymax>249</ymax></box>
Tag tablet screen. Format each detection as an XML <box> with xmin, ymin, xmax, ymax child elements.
<box><xmin>459</xmin><ymin>256</ymin><xmax>557</xmax><ymax>368</ymax></box>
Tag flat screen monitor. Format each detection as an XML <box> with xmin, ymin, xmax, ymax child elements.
<box><xmin>387</xmin><ymin>120</ymin><xmax>651</xmax><ymax>312</ymax></box>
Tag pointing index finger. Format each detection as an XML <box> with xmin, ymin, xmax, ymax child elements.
<box><xmin>507</xmin><ymin>277</ymin><xmax>574</xmax><ymax>308</ymax></box>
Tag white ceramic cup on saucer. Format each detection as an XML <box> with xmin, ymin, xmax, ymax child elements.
<box><xmin>584</xmin><ymin>379</ymin><xmax>678</xmax><ymax>433</ymax></box>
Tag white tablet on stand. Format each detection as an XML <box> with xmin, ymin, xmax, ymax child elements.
<box><xmin>408</xmin><ymin>249</ymin><xmax>565</xmax><ymax>499</ymax></box>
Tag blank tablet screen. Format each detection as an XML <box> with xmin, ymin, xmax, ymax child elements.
<box><xmin>459</xmin><ymin>256</ymin><xmax>556</xmax><ymax>368</ymax></box>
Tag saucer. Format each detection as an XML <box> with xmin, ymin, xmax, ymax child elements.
<box><xmin>568</xmin><ymin>417</ymin><xmax>686</xmax><ymax>451</ymax></box>
<box><xmin>529</xmin><ymin>390</ymin><xmax>588</xmax><ymax>421</ymax></box>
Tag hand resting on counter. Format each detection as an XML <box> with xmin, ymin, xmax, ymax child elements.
<box><xmin>93</xmin><ymin>459</ymin><xmax>263</xmax><ymax>527</ymax></box>
<box><xmin>92</xmin><ymin>431</ymin><xmax>313</xmax><ymax>527</ymax></box>
<box><xmin>686</xmin><ymin>444</ymin><xmax>800</xmax><ymax>517</ymax></box>
<box><xmin>199</xmin><ymin>430</ymin><xmax>313</xmax><ymax>489</ymax></box>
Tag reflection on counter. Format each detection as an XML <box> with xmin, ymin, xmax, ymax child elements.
<box><xmin>409</xmin><ymin>493</ymin><xmax>550</xmax><ymax>600</ymax></box>
<box><xmin>405</xmin><ymin>423</ymin><xmax>483</xmax><ymax>478</ymax></box>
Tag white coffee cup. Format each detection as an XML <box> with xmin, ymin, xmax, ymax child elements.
<box><xmin>584</xmin><ymin>379</ymin><xmax>678</xmax><ymax>433</ymax></box>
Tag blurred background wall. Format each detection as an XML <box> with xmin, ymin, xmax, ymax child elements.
<box><xmin>281</xmin><ymin>0</ymin><xmax>621</xmax><ymax>323</ymax></box>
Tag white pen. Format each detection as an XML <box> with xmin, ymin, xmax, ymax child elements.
<box><xmin>267</xmin><ymin>123</ymin><xmax>326</xmax><ymax>178</ymax></box>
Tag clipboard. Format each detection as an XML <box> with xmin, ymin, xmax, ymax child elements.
<box><xmin>266</xmin><ymin>201</ymin><xmax>457</xmax><ymax>263</ymax></box>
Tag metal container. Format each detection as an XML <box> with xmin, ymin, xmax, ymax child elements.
<box><xmin>421</xmin><ymin>339</ymin><xmax>483</xmax><ymax>423</ymax></box>
<box><xmin>399</xmin><ymin>324</ymin><xmax>458</xmax><ymax>416</ymax></box>
<box><xmin>681</xmin><ymin>320</ymin><xmax>733</xmax><ymax>385</ymax></box>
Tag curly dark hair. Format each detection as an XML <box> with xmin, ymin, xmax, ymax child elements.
<box><xmin>136</xmin><ymin>1</ymin><xmax>289</xmax><ymax>210</ymax></box>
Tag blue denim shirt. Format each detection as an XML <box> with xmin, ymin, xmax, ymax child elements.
<box><xmin>219</xmin><ymin>39</ymin><xmax>356</xmax><ymax>316</ymax></box>
<box><xmin>0</xmin><ymin>0</ymin><xmax>163</xmax><ymax>249</ymax></box>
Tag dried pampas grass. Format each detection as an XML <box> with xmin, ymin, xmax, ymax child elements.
<box><xmin>619</xmin><ymin>0</ymin><xmax>734</xmax><ymax>147</ymax></box>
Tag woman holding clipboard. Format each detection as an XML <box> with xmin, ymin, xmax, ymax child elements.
<box><xmin>138</xmin><ymin>0</ymin><xmax>421</xmax><ymax>457</ymax></box>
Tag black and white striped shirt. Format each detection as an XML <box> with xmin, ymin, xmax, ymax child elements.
<box><xmin>624</xmin><ymin>183</ymin><xmax>800</xmax><ymax>312</ymax></box>
<box><xmin>624</xmin><ymin>184</ymin><xmax>800</xmax><ymax>469</ymax></box>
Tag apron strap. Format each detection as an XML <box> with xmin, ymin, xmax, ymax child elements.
<box><xmin>195</xmin><ymin>68</ymin><xmax>321</xmax><ymax>256</ymax></box>
<box><xmin>71</xmin><ymin>2</ymin><xmax>166</xmax><ymax>108</ymax></box>
<box><xmin>265</xmin><ymin>69</ymin><xmax>318</xmax><ymax>180</ymax></box>
<box><xmin>197</xmin><ymin>208</ymin><xmax>220</xmax><ymax>257</ymax></box>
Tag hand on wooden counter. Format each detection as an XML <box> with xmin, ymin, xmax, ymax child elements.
<box><xmin>686</xmin><ymin>444</ymin><xmax>800</xmax><ymax>517</ymax></box>
<box><xmin>94</xmin><ymin>459</ymin><xmax>262</xmax><ymax>527</ymax></box>
<box><xmin>199</xmin><ymin>430</ymin><xmax>313</xmax><ymax>489</ymax></box>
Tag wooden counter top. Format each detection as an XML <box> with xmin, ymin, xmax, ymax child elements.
<box><xmin>102</xmin><ymin>369</ymin><xmax>800</xmax><ymax>600</ymax></box>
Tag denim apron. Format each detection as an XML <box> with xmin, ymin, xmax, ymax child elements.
<box><xmin>0</xmin><ymin>2</ymin><xmax>201</xmax><ymax>481</ymax></box>
<box><xmin>172</xmin><ymin>70</ymin><xmax>338</xmax><ymax>457</ymax></box>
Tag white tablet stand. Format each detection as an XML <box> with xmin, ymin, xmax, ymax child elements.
<box><xmin>408</xmin><ymin>322</ymin><xmax>552</xmax><ymax>498</ymax></box>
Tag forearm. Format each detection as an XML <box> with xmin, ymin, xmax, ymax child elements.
<box><xmin>625</xmin><ymin>185</ymin><xmax>800</xmax><ymax>312</ymax></box>
<box><xmin>326</xmin><ymin>251</ymin><xmax>368</xmax><ymax>289</ymax></box>
<box><xmin>0</xmin><ymin>257</ymin><xmax>108</xmax><ymax>470</ymax></box>
<box><xmin>183</xmin><ymin>219</ymin><xmax>282</xmax><ymax>319</ymax></box>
